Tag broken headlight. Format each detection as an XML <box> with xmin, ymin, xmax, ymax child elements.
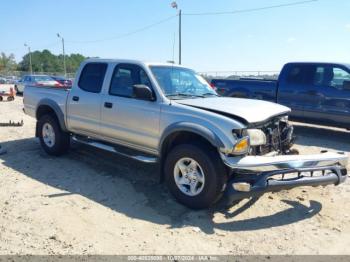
<box><xmin>247</xmin><ymin>129</ymin><xmax>267</xmax><ymax>146</ymax></box>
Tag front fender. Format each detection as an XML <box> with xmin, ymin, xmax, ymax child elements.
<box><xmin>159</xmin><ymin>122</ymin><xmax>225</xmax><ymax>152</ymax></box>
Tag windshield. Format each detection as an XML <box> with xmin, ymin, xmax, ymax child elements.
<box><xmin>150</xmin><ymin>66</ymin><xmax>217</xmax><ymax>99</ymax></box>
<box><xmin>33</xmin><ymin>75</ymin><xmax>54</xmax><ymax>82</ymax></box>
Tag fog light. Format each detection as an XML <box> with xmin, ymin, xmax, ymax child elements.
<box><xmin>233</xmin><ymin>182</ymin><xmax>251</xmax><ymax>192</ymax></box>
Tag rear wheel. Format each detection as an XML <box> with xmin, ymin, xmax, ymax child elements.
<box><xmin>0</xmin><ymin>96</ymin><xmax>3</xmax><ymax>102</ymax></box>
<box><xmin>38</xmin><ymin>114</ymin><xmax>70</xmax><ymax>156</ymax></box>
<box><xmin>164</xmin><ymin>144</ymin><xmax>228</xmax><ymax>209</ymax></box>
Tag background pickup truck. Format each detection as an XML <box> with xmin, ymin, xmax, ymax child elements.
<box><xmin>211</xmin><ymin>62</ymin><xmax>350</xmax><ymax>129</ymax></box>
<box><xmin>23</xmin><ymin>59</ymin><xmax>348</xmax><ymax>209</ymax></box>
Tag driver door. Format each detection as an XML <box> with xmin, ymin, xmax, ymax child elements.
<box><xmin>311</xmin><ymin>65</ymin><xmax>350</xmax><ymax>126</ymax></box>
<box><xmin>100</xmin><ymin>63</ymin><xmax>161</xmax><ymax>154</ymax></box>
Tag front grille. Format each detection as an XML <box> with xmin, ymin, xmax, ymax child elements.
<box><xmin>249</xmin><ymin>116</ymin><xmax>293</xmax><ymax>156</ymax></box>
<box><xmin>259</xmin><ymin>124</ymin><xmax>281</xmax><ymax>154</ymax></box>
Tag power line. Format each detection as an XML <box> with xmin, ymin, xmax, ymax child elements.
<box><xmin>183</xmin><ymin>0</ymin><xmax>318</xmax><ymax>16</ymax></box>
<box><xmin>67</xmin><ymin>14</ymin><xmax>177</xmax><ymax>44</ymax></box>
<box><xmin>1</xmin><ymin>0</ymin><xmax>319</xmax><ymax>53</ymax></box>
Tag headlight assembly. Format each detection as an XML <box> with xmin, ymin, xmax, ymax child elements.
<box><xmin>280</xmin><ymin>115</ymin><xmax>289</xmax><ymax>122</ymax></box>
<box><xmin>247</xmin><ymin>129</ymin><xmax>267</xmax><ymax>146</ymax></box>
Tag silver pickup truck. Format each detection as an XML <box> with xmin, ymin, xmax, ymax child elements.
<box><xmin>23</xmin><ymin>59</ymin><xmax>348</xmax><ymax>209</ymax></box>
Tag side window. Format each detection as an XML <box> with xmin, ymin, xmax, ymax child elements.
<box><xmin>109</xmin><ymin>64</ymin><xmax>153</xmax><ymax>98</ymax></box>
<box><xmin>139</xmin><ymin>69</ymin><xmax>152</xmax><ymax>87</ymax></box>
<box><xmin>313</xmin><ymin>66</ymin><xmax>350</xmax><ymax>89</ymax></box>
<box><xmin>286</xmin><ymin>66</ymin><xmax>304</xmax><ymax>84</ymax></box>
<box><xmin>332</xmin><ymin>67</ymin><xmax>350</xmax><ymax>89</ymax></box>
<box><xmin>78</xmin><ymin>63</ymin><xmax>107</xmax><ymax>93</ymax></box>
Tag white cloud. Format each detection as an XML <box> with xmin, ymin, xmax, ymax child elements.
<box><xmin>287</xmin><ymin>37</ymin><xmax>296</xmax><ymax>43</ymax></box>
<box><xmin>346</xmin><ymin>24</ymin><xmax>350</xmax><ymax>30</ymax></box>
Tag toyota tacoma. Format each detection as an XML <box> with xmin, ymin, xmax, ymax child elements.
<box><xmin>23</xmin><ymin>59</ymin><xmax>348</xmax><ymax>209</ymax></box>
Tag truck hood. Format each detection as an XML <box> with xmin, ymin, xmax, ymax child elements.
<box><xmin>175</xmin><ymin>97</ymin><xmax>291</xmax><ymax>124</ymax></box>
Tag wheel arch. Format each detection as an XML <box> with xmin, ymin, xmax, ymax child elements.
<box><xmin>35</xmin><ymin>99</ymin><xmax>67</xmax><ymax>136</ymax></box>
<box><xmin>158</xmin><ymin>122</ymin><xmax>225</xmax><ymax>182</ymax></box>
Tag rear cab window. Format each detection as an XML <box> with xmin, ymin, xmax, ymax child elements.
<box><xmin>286</xmin><ymin>66</ymin><xmax>304</xmax><ymax>84</ymax></box>
<box><xmin>78</xmin><ymin>63</ymin><xmax>108</xmax><ymax>93</ymax></box>
<box><xmin>284</xmin><ymin>64</ymin><xmax>319</xmax><ymax>86</ymax></box>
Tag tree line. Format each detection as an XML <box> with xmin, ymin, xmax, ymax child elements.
<box><xmin>0</xmin><ymin>50</ymin><xmax>86</xmax><ymax>74</ymax></box>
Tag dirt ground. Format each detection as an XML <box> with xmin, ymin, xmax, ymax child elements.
<box><xmin>0</xmin><ymin>97</ymin><xmax>349</xmax><ymax>255</ymax></box>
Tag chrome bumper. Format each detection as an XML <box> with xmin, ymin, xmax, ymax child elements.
<box><xmin>221</xmin><ymin>151</ymin><xmax>348</xmax><ymax>172</ymax></box>
<box><xmin>221</xmin><ymin>151</ymin><xmax>349</xmax><ymax>203</ymax></box>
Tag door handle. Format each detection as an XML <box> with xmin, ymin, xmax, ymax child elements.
<box><xmin>72</xmin><ymin>96</ymin><xmax>79</xmax><ymax>101</ymax></box>
<box><xmin>104</xmin><ymin>102</ymin><xmax>113</xmax><ymax>108</ymax></box>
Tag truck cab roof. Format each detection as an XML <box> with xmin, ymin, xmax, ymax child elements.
<box><xmin>83</xmin><ymin>58</ymin><xmax>189</xmax><ymax>69</ymax></box>
<box><xmin>285</xmin><ymin>62</ymin><xmax>350</xmax><ymax>69</ymax></box>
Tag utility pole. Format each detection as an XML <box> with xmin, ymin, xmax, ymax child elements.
<box><xmin>24</xmin><ymin>43</ymin><xmax>33</xmax><ymax>74</ymax></box>
<box><xmin>171</xmin><ymin>1</ymin><xmax>181</xmax><ymax>65</ymax></box>
<box><xmin>57</xmin><ymin>33</ymin><xmax>67</xmax><ymax>77</ymax></box>
<box><xmin>179</xmin><ymin>9</ymin><xmax>181</xmax><ymax>65</ymax></box>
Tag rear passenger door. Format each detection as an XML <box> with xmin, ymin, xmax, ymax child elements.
<box><xmin>67</xmin><ymin>62</ymin><xmax>108</xmax><ymax>136</ymax></box>
<box><xmin>100</xmin><ymin>63</ymin><xmax>160</xmax><ymax>154</ymax></box>
<box><xmin>278</xmin><ymin>64</ymin><xmax>312</xmax><ymax>118</ymax></box>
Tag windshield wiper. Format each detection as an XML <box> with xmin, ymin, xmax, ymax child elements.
<box><xmin>201</xmin><ymin>92</ymin><xmax>219</xmax><ymax>97</ymax></box>
<box><xmin>166</xmin><ymin>93</ymin><xmax>204</xmax><ymax>98</ymax></box>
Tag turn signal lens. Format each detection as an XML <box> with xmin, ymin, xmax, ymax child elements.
<box><xmin>232</xmin><ymin>137</ymin><xmax>250</xmax><ymax>155</ymax></box>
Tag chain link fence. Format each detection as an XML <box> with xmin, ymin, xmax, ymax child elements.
<box><xmin>199</xmin><ymin>70</ymin><xmax>279</xmax><ymax>80</ymax></box>
<box><xmin>0</xmin><ymin>70</ymin><xmax>76</xmax><ymax>81</ymax></box>
<box><xmin>2</xmin><ymin>69</ymin><xmax>279</xmax><ymax>84</ymax></box>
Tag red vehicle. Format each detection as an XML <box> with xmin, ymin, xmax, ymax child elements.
<box><xmin>0</xmin><ymin>87</ymin><xmax>15</xmax><ymax>101</ymax></box>
<box><xmin>51</xmin><ymin>76</ymin><xmax>73</xmax><ymax>88</ymax></box>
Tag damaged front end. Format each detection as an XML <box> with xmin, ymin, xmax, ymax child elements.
<box><xmin>222</xmin><ymin>151</ymin><xmax>348</xmax><ymax>202</ymax></box>
<box><xmin>223</xmin><ymin>115</ymin><xmax>348</xmax><ymax>203</ymax></box>
<box><xmin>245</xmin><ymin>115</ymin><xmax>295</xmax><ymax>156</ymax></box>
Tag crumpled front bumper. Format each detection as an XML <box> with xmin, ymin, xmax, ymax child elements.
<box><xmin>221</xmin><ymin>151</ymin><xmax>348</xmax><ymax>202</ymax></box>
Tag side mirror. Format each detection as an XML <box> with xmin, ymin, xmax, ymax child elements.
<box><xmin>343</xmin><ymin>80</ymin><xmax>350</xmax><ymax>90</ymax></box>
<box><xmin>133</xmin><ymin>84</ymin><xmax>155</xmax><ymax>101</ymax></box>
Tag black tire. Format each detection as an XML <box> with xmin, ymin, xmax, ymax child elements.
<box><xmin>38</xmin><ymin>114</ymin><xmax>70</xmax><ymax>156</ymax></box>
<box><xmin>7</xmin><ymin>96</ymin><xmax>14</xmax><ymax>101</ymax></box>
<box><xmin>164</xmin><ymin>143</ymin><xmax>228</xmax><ymax>209</ymax></box>
<box><xmin>0</xmin><ymin>96</ymin><xmax>3</xmax><ymax>102</ymax></box>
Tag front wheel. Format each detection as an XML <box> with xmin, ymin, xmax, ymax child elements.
<box><xmin>38</xmin><ymin>114</ymin><xmax>70</xmax><ymax>156</ymax></box>
<box><xmin>164</xmin><ymin>144</ymin><xmax>228</xmax><ymax>209</ymax></box>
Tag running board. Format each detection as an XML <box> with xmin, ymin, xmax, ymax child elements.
<box><xmin>72</xmin><ymin>136</ymin><xmax>158</xmax><ymax>163</ymax></box>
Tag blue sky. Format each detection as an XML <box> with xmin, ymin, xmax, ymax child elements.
<box><xmin>1</xmin><ymin>0</ymin><xmax>350</xmax><ymax>71</ymax></box>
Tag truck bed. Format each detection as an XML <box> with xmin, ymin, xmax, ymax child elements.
<box><xmin>211</xmin><ymin>78</ymin><xmax>278</xmax><ymax>103</ymax></box>
<box><xmin>23</xmin><ymin>85</ymin><xmax>69</xmax><ymax>120</ymax></box>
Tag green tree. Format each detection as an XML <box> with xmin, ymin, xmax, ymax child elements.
<box><xmin>66</xmin><ymin>53</ymin><xmax>85</xmax><ymax>73</ymax></box>
<box><xmin>0</xmin><ymin>52</ymin><xmax>17</xmax><ymax>71</ymax></box>
<box><xmin>18</xmin><ymin>49</ymin><xmax>86</xmax><ymax>74</ymax></box>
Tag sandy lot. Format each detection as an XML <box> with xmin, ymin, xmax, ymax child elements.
<box><xmin>0</xmin><ymin>97</ymin><xmax>349</xmax><ymax>255</ymax></box>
